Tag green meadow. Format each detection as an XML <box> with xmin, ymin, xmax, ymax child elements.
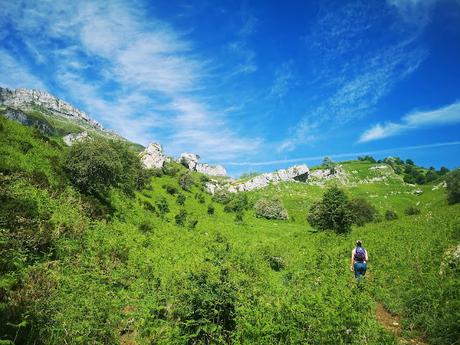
<box><xmin>0</xmin><ymin>115</ymin><xmax>459</xmax><ymax>344</ymax></box>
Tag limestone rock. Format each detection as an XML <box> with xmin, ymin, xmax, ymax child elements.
<box><xmin>440</xmin><ymin>244</ymin><xmax>460</xmax><ymax>275</ymax></box>
<box><xmin>0</xmin><ymin>87</ymin><xmax>102</xmax><ymax>130</ymax></box>
<box><xmin>2</xmin><ymin>107</ymin><xmax>53</xmax><ymax>134</ymax></box>
<box><xmin>234</xmin><ymin>165</ymin><xmax>309</xmax><ymax>192</ymax></box>
<box><xmin>140</xmin><ymin>143</ymin><xmax>165</xmax><ymax>169</ymax></box>
<box><xmin>63</xmin><ymin>131</ymin><xmax>89</xmax><ymax>146</ymax></box>
<box><xmin>179</xmin><ymin>153</ymin><xmax>200</xmax><ymax>171</ymax></box>
<box><xmin>196</xmin><ymin>163</ymin><xmax>227</xmax><ymax>176</ymax></box>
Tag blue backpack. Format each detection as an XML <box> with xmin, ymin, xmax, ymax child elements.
<box><xmin>355</xmin><ymin>247</ymin><xmax>366</xmax><ymax>262</ymax></box>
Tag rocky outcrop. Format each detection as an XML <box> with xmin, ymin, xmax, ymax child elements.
<box><xmin>178</xmin><ymin>152</ymin><xmax>227</xmax><ymax>177</ymax></box>
<box><xmin>2</xmin><ymin>106</ymin><xmax>53</xmax><ymax>134</ymax></box>
<box><xmin>179</xmin><ymin>153</ymin><xmax>200</xmax><ymax>171</ymax></box>
<box><xmin>196</xmin><ymin>163</ymin><xmax>227</xmax><ymax>177</ymax></box>
<box><xmin>206</xmin><ymin>164</ymin><xmax>309</xmax><ymax>193</ymax></box>
<box><xmin>0</xmin><ymin>87</ymin><xmax>102</xmax><ymax>130</ymax></box>
<box><xmin>63</xmin><ymin>131</ymin><xmax>89</xmax><ymax>146</ymax></box>
<box><xmin>139</xmin><ymin>143</ymin><xmax>166</xmax><ymax>169</ymax></box>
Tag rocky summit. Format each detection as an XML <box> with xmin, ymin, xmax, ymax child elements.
<box><xmin>0</xmin><ymin>87</ymin><xmax>102</xmax><ymax>130</ymax></box>
<box><xmin>179</xmin><ymin>152</ymin><xmax>228</xmax><ymax>177</ymax></box>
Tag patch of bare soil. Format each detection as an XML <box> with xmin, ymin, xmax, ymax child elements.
<box><xmin>375</xmin><ymin>303</ymin><xmax>429</xmax><ymax>345</ymax></box>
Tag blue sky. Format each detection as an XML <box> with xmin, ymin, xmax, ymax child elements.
<box><xmin>1</xmin><ymin>0</ymin><xmax>459</xmax><ymax>176</ymax></box>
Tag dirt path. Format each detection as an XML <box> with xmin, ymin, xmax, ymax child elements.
<box><xmin>375</xmin><ymin>303</ymin><xmax>429</xmax><ymax>345</ymax></box>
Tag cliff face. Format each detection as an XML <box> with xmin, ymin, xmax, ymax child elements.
<box><xmin>0</xmin><ymin>87</ymin><xmax>102</xmax><ymax>130</ymax></box>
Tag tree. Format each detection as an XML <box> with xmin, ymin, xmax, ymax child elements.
<box><xmin>446</xmin><ymin>168</ymin><xmax>460</xmax><ymax>204</ymax></box>
<box><xmin>322</xmin><ymin>156</ymin><xmax>337</xmax><ymax>174</ymax></box>
<box><xmin>307</xmin><ymin>186</ymin><xmax>353</xmax><ymax>234</ymax></box>
<box><xmin>64</xmin><ymin>138</ymin><xmax>146</xmax><ymax>198</ymax></box>
<box><xmin>254</xmin><ymin>198</ymin><xmax>288</xmax><ymax>220</ymax></box>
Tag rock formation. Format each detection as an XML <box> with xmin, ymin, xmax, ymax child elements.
<box><xmin>0</xmin><ymin>87</ymin><xmax>102</xmax><ymax>130</ymax></box>
<box><xmin>139</xmin><ymin>143</ymin><xmax>166</xmax><ymax>169</ymax></box>
<box><xmin>63</xmin><ymin>131</ymin><xmax>89</xmax><ymax>146</ymax></box>
<box><xmin>178</xmin><ymin>152</ymin><xmax>227</xmax><ymax>177</ymax></box>
<box><xmin>206</xmin><ymin>164</ymin><xmax>309</xmax><ymax>193</ymax></box>
<box><xmin>2</xmin><ymin>107</ymin><xmax>53</xmax><ymax>134</ymax></box>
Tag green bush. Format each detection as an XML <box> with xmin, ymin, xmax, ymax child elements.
<box><xmin>179</xmin><ymin>172</ymin><xmax>194</xmax><ymax>191</ymax></box>
<box><xmin>176</xmin><ymin>193</ymin><xmax>186</xmax><ymax>205</ymax></box>
<box><xmin>162</xmin><ymin>184</ymin><xmax>178</xmax><ymax>195</ymax></box>
<box><xmin>207</xmin><ymin>204</ymin><xmax>215</xmax><ymax>215</ymax></box>
<box><xmin>195</xmin><ymin>193</ymin><xmax>206</xmax><ymax>204</ymax></box>
<box><xmin>267</xmin><ymin>255</ymin><xmax>286</xmax><ymax>271</ymax></box>
<box><xmin>446</xmin><ymin>168</ymin><xmax>460</xmax><ymax>204</ymax></box>
<box><xmin>254</xmin><ymin>198</ymin><xmax>288</xmax><ymax>220</ymax></box>
<box><xmin>385</xmin><ymin>210</ymin><xmax>398</xmax><ymax>221</ymax></box>
<box><xmin>64</xmin><ymin>139</ymin><xmax>146</xmax><ymax>198</ymax></box>
<box><xmin>162</xmin><ymin>162</ymin><xmax>179</xmax><ymax>176</ymax></box>
<box><xmin>175</xmin><ymin>209</ymin><xmax>187</xmax><ymax>226</ymax></box>
<box><xmin>405</xmin><ymin>206</ymin><xmax>421</xmax><ymax>215</ymax></box>
<box><xmin>307</xmin><ymin>186</ymin><xmax>353</xmax><ymax>234</ymax></box>
<box><xmin>156</xmin><ymin>197</ymin><xmax>170</xmax><ymax>216</ymax></box>
<box><xmin>348</xmin><ymin>197</ymin><xmax>377</xmax><ymax>226</ymax></box>
<box><xmin>212</xmin><ymin>189</ymin><xmax>233</xmax><ymax>204</ymax></box>
<box><xmin>224</xmin><ymin>193</ymin><xmax>250</xmax><ymax>213</ymax></box>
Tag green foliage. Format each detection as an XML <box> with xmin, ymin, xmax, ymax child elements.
<box><xmin>358</xmin><ymin>155</ymin><xmax>376</xmax><ymax>163</ymax></box>
<box><xmin>254</xmin><ymin>198</ymin><xmax>288</xmax><ymax>220</ymax></box>
<box><xmin>307</xmin><ymin>186</ymin><xmax>353</xmax><ymax>234</ymax></box>
<box><xmin>65</xmin><ymin>138</ymin><xmax>146</xmax><ymax>198</ymax></box>
<box><xmin>405</xmin><ymin>206</ymin><xmax>421</xmax><ymax>215</ymax></box>
<box><xmin>175</xmin><ymin>209</ymin><xmax>188</xmax><ymax>226</ymax></box>
<box><xmin>212</xmin><ymin>189</ymin><xmax>233</xmax><ymax>204</ymax></box>
<box><xmin>195</xmin><ymin>193</ymin><xmax>206</xmax><ymax>204</ymax></box>
<box><xmin>207</xmin><ymin>204</ymin><xmax>215</xmax><ymax>215</ymax></box>
<box><xmin>267</xmin><ymin>255</ymin><xmax>286</xmax><ymax>271</ymax></box>
<box><xmin>156</xmin><ymin>196</ymin><xmax>170</xmax><ymax>216</ymax></box>
<box><xmin>162</xmin><ymin>161</ymin><xmax>180</xmax><ymax>176</ymax></box>
<box><xmin>179</xmin><ymin>172</ymin><xmax>195</xmax><ymax>191</ymax></box>
<box><xmin>446</xmin><ymin>168</ymin><xmax>460</xmax><ymax>204</ymax></box>
<box><xmin>224</xmin><ymin>193</ymin><xmax>251</xmax><ymax>213</ymax></box>
<box><xmin>322</xmin><ymin>156</ymin><xmax>337</xmax><ymax>173</ymax></box>
<box><xmin>176</xmin><ymin>193</ymin><xmax>186</xmax><ymax>205</ymax></box>
<box><xmin>162</xmin><ymin>183</ymin><xmax>178</xmax><ymax>195</ymax></box>
<box><xmin>349</xmin><ymin>197</ymin><xmax>377</xmax><ymax>226</ymax></box>
<box><xmin>385</xmin><ymin>210</ymin><xmax>398</xmax><ymax>221</ymax></box>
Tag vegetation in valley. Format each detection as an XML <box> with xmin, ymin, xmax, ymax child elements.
<box><xmin>0</xmin><ymin>114</ymin><xmax>459</xmax><ymax>344</ymax></box>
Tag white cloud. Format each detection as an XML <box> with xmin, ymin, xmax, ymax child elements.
<box><xmin>0</xmin><ymin>0</ymin><xmax>261</xmax><ymax>160</ymax></box>
<box><xmin>270</xmin><ymin>61</ymin><xmax>294</xmax><ymax>100</ymax></box>
<box><xmin>0</xmin><ymin>49</ymin><xmax>45</xmax><ymax>90</ymax></box>
<box><xmin>359</xmin><ymin>101</ymin><xmax>460</xmax><ymax>142</ymax></box>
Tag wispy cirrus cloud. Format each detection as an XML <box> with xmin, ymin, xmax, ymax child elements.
<box><xmin>278</xmin><ymin>1</ymin><xmax>427</xmax><ymax>152</ymax></box>
<box><xmin>0</xmin><ymin>0</ymin><xmax>261</xmax><ymax>160</ymax></box>
<box><xmin>359</xmin><ymin>101</ymin><xmax>460</xmax><ymax>142</ymax></box>
<box><xmin>0</xmin><ymin>50</ymin><xmax>45</xmax><ymax>90</ymax></box>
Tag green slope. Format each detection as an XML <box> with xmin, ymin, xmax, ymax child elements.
<box><xmin>0</xmin><ymin>116</ymin><xmax>458</xmax><ymax>344</ymax></box>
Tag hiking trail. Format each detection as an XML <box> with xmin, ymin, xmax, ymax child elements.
<box><xmin>375</xmin><ymin>303</ymin><xmax>429</xmax><ymax>345</ymax></box>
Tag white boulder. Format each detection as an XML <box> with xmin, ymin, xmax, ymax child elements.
<box><xmin>140</xmin><ymin>143</ymin><xmax>166</xmax><ymax>169</ymax></box>
<box><xmin>63</xmin><ymin>131</ymin><xmax>89</xmax><ymax>146</ymax></box>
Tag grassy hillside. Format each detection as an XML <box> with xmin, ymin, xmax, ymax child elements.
<box><xmin>0</xmin><ymin>116</ymin><xmax>458</xmax><ymax>344</ymax></box>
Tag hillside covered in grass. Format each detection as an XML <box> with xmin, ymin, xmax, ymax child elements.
<box><xmin>0</xmin><ymin>114</ymin><xmax>459</xmax><ymax>345</ymax></box>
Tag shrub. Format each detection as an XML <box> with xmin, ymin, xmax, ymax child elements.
<box><xmin>176</xmin><ymin>193</ymin><xmax>186</xmax><ymax>205</ymax></box>
<box><xmin>138</xmin><ymin>221</ymin><xmax>154</xmax><ymax>233</ymax></box>
<box><xmin>179</xmin><ymin>173</ymin><xmax>194</xmax><ymax>191</ymax></box>
<box><xmin>175</xmin><ymin>209</ymin><xmax>187</xmax><ymax>226</ymax></box>
<box><xmin>446</xmin><ymin>168</ymin><xmax>460</xmax><ymax>204</ymax></box>
<box><xmin>307</xmin><ymin>186</ymin><xmax>353</xmax><ymax>234</ymax></box>
<box><xmin>163</xmin><ymin>184</ymin><xmax>178</xmax><ymax>195</ymax></box>
<box><xmin>213</xmin><ymin>189</ymin><xmax>233</xmax><ymax>204</ymax></box>
<box><xmin>348</xmin><ymin>197</ymin><xmax>377</xmax><ymax>226</ymax></box>
<box><xmin>143</xmin><ymin>200</ymin><xmax>156</xmax><ymax>213</ymax></box>
<box><xmin>207</xmin><ymin>204</ymin><xmax>215</xmax><ymax>215</ymax></box>
<box><xmin>224</xmin><ymin>194</ymin><xmax>251</xmax><ymax>213</ymax></box>
<box><xmin>195</xmin><ymin>193</ymin><xmax>206</xmax><ymax>204</ymax></box>
<box><xmin>188</xmin><ymin>217</ymin><xmax>198</xmax><ymax>229</ymax></box>
<box><xmin>156</xmin><ymin>197</ymin><xmax>169</xmax><ymax>216</ymax></box>
<box><xmin>267</xmin><ymin>256</ymin><xmax>286</xmax><ymax>271</ymax></box>
<box><xmin>162</xmin><ymin>162</ymin><xmax>179</xmax><ymax>176</ymax></box>
<box><xmin>254</xmin><ymin>198</ymin><xmax>288</xmax><ymax>220</ymax></box>
<box><xmin>405</xmin><ymin>206</ymin><xmax>421</xmax><ymax>216</ymax></box>
<box><xmin>200</xmin><ymin>175</ymin><xmax>210</xmax><ymax>183</ymax></box>
<box><xmin>234</xmin><ymin>211</ymin><xmax>244</xmax><ymax>223</ymax></box>
<box><xmin>385</xmin><ymin>210</ymin><xmax>398</xmax><ymax>221</ymax></box>
<box><xmin>64</xmin><ymin>139</ymin><xmax>146</xmax><ymax>198</ymax></box>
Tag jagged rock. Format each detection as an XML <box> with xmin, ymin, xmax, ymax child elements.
<box><xmin>196</xmin><ymin>163</ymin><xmax>227</xmax><ymax>177</ymax></box>
<box><xmin>2</xmin><ymin>106</ymin><xmax>53</xmax><ymax>134</ymax></box>
<box><xmin>179</xmin><ymin>153</ymin><xmax>200</xmax><ymax>171</ymax></box>
<box><xmin>139</xmin><ymin>143</ymin><xmax>165</xmax><ymax>169</ymax></box>
<box><xmin>234</xmin><ymin>165</ymin><xmax>309</xmax><ymax>192</ymax></box>
<box><xmin>63</xmin><ymin>131</ymin><xmax>89</xmax><ymax>146</ymax></box>
<box><xmin>0</xmin><ymin>87</ymin><xmax>102</xmax><ymax>130</ymax></box>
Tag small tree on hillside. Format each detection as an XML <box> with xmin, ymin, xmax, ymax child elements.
<box><xmin>348</xmin><ymin>197</ymin><xmax>377</xmax><ymax>226</ymax></box>
<box><xmin>446</xmin><ymin>168</ymin><xmax>460</xmax><ymax>204</ymax></box>
<box><xmin>307</xmin><ymin>186</ymin><xmax>353</xmax><ymax>234</ymax></box>
<box><xmin>322</xmin><ymin>157</ymin><xmax>337</xmax><ymax>174</ymax></box>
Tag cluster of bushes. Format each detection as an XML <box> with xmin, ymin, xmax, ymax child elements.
<box><xmin>254</xmin><ymin>198</ymin><xmax>288</xmax><ymax>220</ymax></box>
<box><xmin>446</xmin><ymin>168</ymin><xmax>460</xmax><ymax>204</ymax></box>
<box><xmin>380</xmin><ymin>157</ymin><xmax>449</xmax><ymax>184</ymax></box>
<box><xmin>307</xmin><ymin>187</ymin><xmax>379</xmax><ymax>233</ymax></box>
<box><xmin>65</xmin><ymin>138</ymin><xmax>148</xmax><ymax>199</ymax></box>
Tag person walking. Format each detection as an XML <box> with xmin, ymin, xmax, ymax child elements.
<box><xmin>350</xmin><ymin>240</ymin><xmax>368</xmax><ymax>279</ymax></box>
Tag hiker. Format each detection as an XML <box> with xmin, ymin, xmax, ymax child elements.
<box><xmin>350</xmin><ymin>240</ymin><xmax>368</xmax><ymax>278</ymax></box>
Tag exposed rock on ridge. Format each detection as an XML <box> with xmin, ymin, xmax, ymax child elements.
<box><xmin>140</xmin><ymin>143</ymin><xmax>166</xmax><ymax>169</ymax></box>
<box><xmin>0</xmin><ymin>87</ymin><xmax>102</xmax><ymax>130</ymax></box>
<box><xmin>179</xmin><ymin>152</ymin><xmax>227</xmax><ymax>177</ymax></box>
<box><xmin>63</xmin><ymin>131</ymin><xmax>89</xmax><ymax>146</ymax></box>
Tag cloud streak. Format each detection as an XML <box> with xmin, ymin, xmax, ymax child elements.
<box><xmin>359</xmin><ymin>101</ymin><xmax>460</xmax><ymax>142</ymax></box>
